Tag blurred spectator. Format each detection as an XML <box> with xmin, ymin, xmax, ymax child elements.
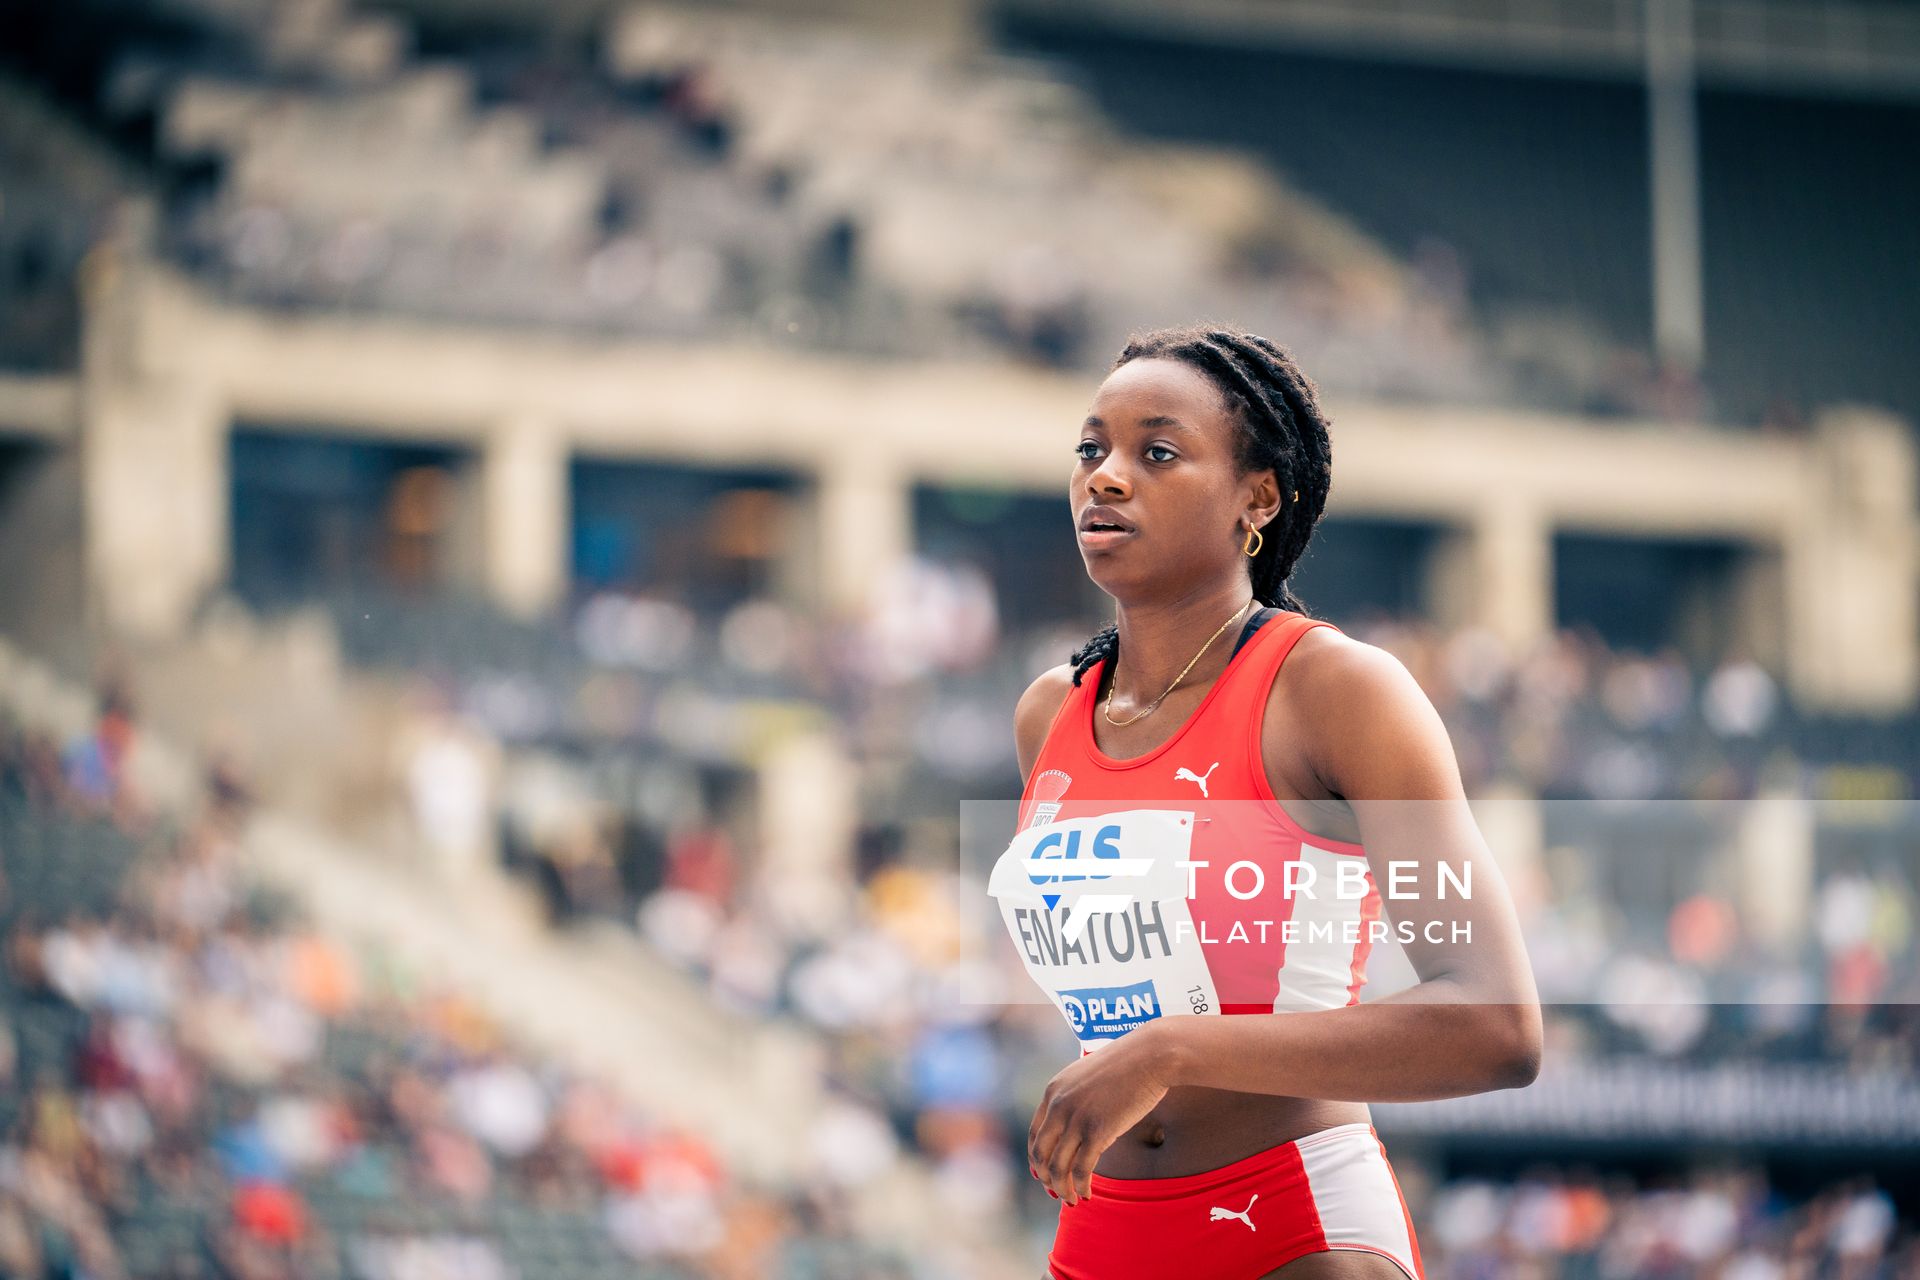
<box><xmin>62</xmin><ymin>679</ymin><xmax>143</xmax><ymax>827</ymax></box>
<box><xmin>395</xmin><ymin>688</ymin><xmax>499</xmax><ymax>881</ymax></box>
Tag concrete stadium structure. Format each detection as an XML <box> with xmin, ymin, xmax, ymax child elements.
<box><xmin>1</xmin><ymin>231</ymin><xmax>1914</xmax><ymax>711</ymax></box>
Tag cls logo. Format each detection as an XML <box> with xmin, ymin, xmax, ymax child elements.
<box><xmin>1013</xmin><ymin>816</ymin><xmax>1185</xmax><ymax>942</ymax></box>
<box><xmin>1025</xmin><ymin>823</ymin><xmax>1123</xmax><ymax>889</ymax></box>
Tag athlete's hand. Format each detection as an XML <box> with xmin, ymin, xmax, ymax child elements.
<box><xmin>1028</xmin><ymin>1021</ymin><xmax>1177</xmax><ymax>1205</ymax></box>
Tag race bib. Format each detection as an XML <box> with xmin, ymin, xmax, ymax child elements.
<box><xmin>988</xmin><ymin>807</ymin><xmax>1221</xmax><ymax>1053</ymax></box>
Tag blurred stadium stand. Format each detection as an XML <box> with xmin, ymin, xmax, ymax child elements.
<box><xmin>0</xmin><ymin>637</ymin><xmax>952</xmax><ymax>1277</ymax></box>
<box><xmin>998</xmin><ymin>0</ymin><xmax>1920</xmax><ymax>428</ymax></box>
<box><xmin>3</xmin><ymin>0</ymin><xmax>1920</xmax><ymax>1274</ymax></box>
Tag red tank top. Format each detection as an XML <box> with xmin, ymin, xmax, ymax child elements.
<box><xmin>989</xmin><ymin>610</ymin><xmax>1382</xmax><ymax>1055</ymax></box>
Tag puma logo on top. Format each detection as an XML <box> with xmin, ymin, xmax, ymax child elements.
<box><xmin>1209</xmin><ymin>1194</ymin><xmax>1258</xmax><ymax>1231</ymax></box>
<box><xmin>1174</xmin><ymin>761</ymin><xmax>1220</xmax><ymax>797</ymax></box>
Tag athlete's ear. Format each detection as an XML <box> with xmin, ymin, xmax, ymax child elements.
<box><xmin>1242</xmin><ymin>468</ymin><xmax>1281</xmax><ymax>535</ymax></box>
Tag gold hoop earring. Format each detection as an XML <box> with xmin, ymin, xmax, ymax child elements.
<box><xmin>1241</xmin><ymin>523</ymin><xmax>1263</xmax><ymax>557</ymax></box>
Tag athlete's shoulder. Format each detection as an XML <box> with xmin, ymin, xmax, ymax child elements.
<box><xmin>1014</xmin><ymin>662</ymin><xmax>1079</xmax><ymax>786</ymax></box>
<box><xmin>1272</xmin><ymin>619</ymin><xmax>1424</xmax><ymax>718</ymax></box>
<box><xmin>1271</xmin><ymin>619</ymin><xmax>1462</xmax><ymax>799</ymax></box>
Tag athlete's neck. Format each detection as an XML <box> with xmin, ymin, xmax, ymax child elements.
<box><xmin>1106</xmin><ymin>583</ymin><xmax>1257</xmax><ymax>711</ymax></box>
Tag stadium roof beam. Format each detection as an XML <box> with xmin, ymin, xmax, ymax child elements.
<box><xmin>1000</xmin><ymin>0</ymin><xmax>1920</xmax><ymax>102</ymax></box>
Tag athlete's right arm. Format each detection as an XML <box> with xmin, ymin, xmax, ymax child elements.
<box><xmin>1013</xmin><ymin>664</ymin><xmax>1077</xmax><ymax>790</ymax></box>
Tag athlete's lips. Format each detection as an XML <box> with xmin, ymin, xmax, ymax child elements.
<box><xmin>1075</xmin><ymin>506</ymin><xmax>1128</xmax><ymax>537</ymax></box>
<box><xmin>1078</xmin><ymin>505</ymin><xmax>1136</xmax><ymax>545</ymax></box>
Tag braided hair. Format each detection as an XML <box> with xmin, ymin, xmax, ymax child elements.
<box><xmin>1067</xmin><ymin>324</ymin><xmax>1334</xmax><ymax>688</ymax></box>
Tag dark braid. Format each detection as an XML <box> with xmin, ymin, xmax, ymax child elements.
<box><xmin>1068</xmin><ymin>323</ymin><xmax>1335</xmax><ymax>688</ymax></box>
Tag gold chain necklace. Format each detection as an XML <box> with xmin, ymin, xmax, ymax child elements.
<box><xmin>1103</xmin><ymin>597</ymin><xmax>1255</xmax><ymax>727</ymax></box>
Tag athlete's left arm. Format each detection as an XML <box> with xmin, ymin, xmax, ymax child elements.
<box><xmin>1028</xmin><ymin>632</ymin><xmax>1542</xmax><ymax>1203</ymax></box>
<box><xmin>1159</xmin><ymin>630</ymin><xmax>1544</xmax><ymax>1095</ymax></box>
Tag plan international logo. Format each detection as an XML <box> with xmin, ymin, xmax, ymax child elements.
<box><xmin>1058</xmin><ymin>979</ymin><xmax>1162</xmax><ymax>1039</ymax></box>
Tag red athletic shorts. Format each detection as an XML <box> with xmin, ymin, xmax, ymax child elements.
<box><xmin>1046</xmin><ymin>1121</ymin><xmax>1426</xmax><ymax>1279</ymax></box>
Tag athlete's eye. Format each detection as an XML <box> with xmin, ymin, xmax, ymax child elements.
<box><xmin>1074</xmin><ymin>440</ymin><xmax>1102</xmax><ymax>461</ymax></box>
<box><xmin>1146</xmin><ymin>444</ymin><xmax>1178</xmax><ymax>463</ymax></box>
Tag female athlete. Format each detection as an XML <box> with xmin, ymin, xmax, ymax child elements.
<box><xmin>998</xmin><ymin>324</ymin><xmax>1543</xmax><ymax>1279</ymax></box>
